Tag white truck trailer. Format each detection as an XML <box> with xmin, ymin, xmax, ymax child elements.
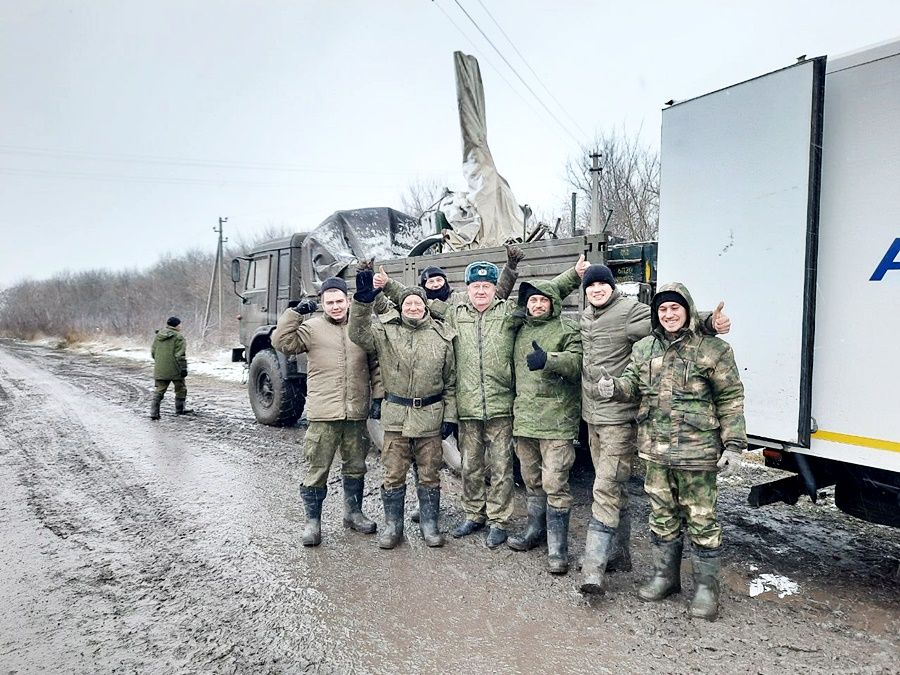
<box><xmin>656</xmin><ymin>39</ymin><xmax>900</xmax><ymax>526</ymax></box>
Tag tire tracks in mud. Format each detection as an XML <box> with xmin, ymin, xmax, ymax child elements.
<box><xmin>1</xmin><ymin>339</ymin><xmax>898</xmax><ymax>674</ymax></box>
<box><xmin>0</xmin><ymin>344</ymin><xmax>363</xmax><ymax>673</ymax></box>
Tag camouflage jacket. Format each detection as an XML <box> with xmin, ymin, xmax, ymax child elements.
<box><xmin>271</xmin><ymin>308</ymin><xmax>381</xmax><ymax>422</ymax></box>
<box><xmin>151</xmin><ymin>326</ymin><xmax>187</xmax><ymax>380</ymax></box>
<box><xmin>581</xmin><ymin>292</ymin><xmax>719</xmax><ymax>426</ymax></box>
<box><xmin>349</xmin><ymin>298</ymin><xmax>456</xmax><ymax>437</ymax></box>
<box><xmin>512</xmin><ymin>279</ymin><xmax>583</xmax><ymax>439</ymax></box>
<box><xmin>383</xmin><ymin>266</ymin><xmax>581</xmax><ymax>421</ymax></box>
<box><xmin>612</xmin><ymin>282</ymin><xmax>747</xmax><ymax>470</ymax></box>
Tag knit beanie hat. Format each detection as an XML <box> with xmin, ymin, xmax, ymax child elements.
<box><xmin>166</xmin><ymin>316</ymin><xmax>181</xmax><ymax>327</ymax></box>
<box><xmin>652</xmin><ymin>290</ymin><xmax>689</xmax><ymax>314</ymax></box>
<box><xmin>419</xmin><ymin>266</ymin><xmax>448</xmax><ymax>286</ymax></box>
<box><xmin>320</xmin><ymin>277</ymin><xmax>348</xmax><ymax>295</ymax></box>
<box><xmin>582</xmin><ymin>264</ymin><xmax>616</xmax><ymax>290</ymax></box>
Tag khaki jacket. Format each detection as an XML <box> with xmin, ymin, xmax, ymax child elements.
<box><xmin>272</xmin><ymin>308</ymin><xmax>381</xmax><ymax>422</ymax></box>
<box><xmin>349</xmin><ymin>298</ymin><xmax>457</xmax><ymax>437</ymax></box>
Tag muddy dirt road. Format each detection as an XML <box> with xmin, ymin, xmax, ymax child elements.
<box><xmin>0</xmin><ymin>340</ymin><xmax>897</xmax><ymax>674</ymax></box>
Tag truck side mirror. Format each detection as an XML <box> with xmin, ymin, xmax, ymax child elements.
<box><xmin>230</xmin><ymin>258</ymin><xmax>242</xmax><ymax>283</ymax></box>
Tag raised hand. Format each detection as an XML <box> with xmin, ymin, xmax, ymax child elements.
<box><xmin>575</xmin><ymin>253</ymin><xmax>588</xmax><ymax>279</ymax></box>
<box><xmin>373</xmin><ymin>265</ymin><xmax>390</xmax><ymax>289</ymax></box>
<box><xmin>712</xmin><ymin>301</ymin><xmax>731</xmax><ymax>334</ymax></box>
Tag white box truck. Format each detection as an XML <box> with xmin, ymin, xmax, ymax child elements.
<box><xmin>657</xmin><ymin>39</ymin><xmax>900</xmax><ymax>526</ymax></box>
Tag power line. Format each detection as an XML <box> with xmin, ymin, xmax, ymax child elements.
<box><xmin>473</xmin><ymin>0</ymin><xmax>590</xmax><ymax>139</ymax></box>
<box><xmin>429</xmin><ymin>0</ymin><xmax>572</xmax><ymax>147</ymax></box>
<box><xmin>0</xmin><ymin>144</ymin><xmax>454</xmax><ymax>177</ymax></box>
<box><xmin>449</xmin><ymin>0</ymin><xmax>583</xmax><ymax>146</ymax></box>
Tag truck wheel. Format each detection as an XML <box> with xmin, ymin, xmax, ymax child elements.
<box><xmin>248</xmin><ymin>348</ymin><xmax>305</xmax><ymax>426</ymax></box>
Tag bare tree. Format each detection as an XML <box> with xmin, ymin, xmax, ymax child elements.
<box><xmin>566</xmin><ymin>128</ymin><xmax>660</xmax><ymax>242</ymax></box>
<box><xmin>397</xmin><ymin>178</ymin><xmax>449</xmax><ymax>218</ymax></box>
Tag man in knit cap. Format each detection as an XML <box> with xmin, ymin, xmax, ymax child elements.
<box><xmin>150</xmin><ymin>316</ymin><xmax>190</xmax><ymax>419</ymax></box>
<box><xmin>578</xmin><ymin>263</ymin><xmax>731</xmax><ymax>595</ymax></box>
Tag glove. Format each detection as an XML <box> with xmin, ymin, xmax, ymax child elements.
<box><xmin>369</xmin><ymin>398</ymin><xmax>382</xmax><ymax>420</ymax></box>
<box><xmin>526</xmin><ymin>340</ymin><xmax>547</xmax><ymax>371</ymax></box>
<box><xmin>505</xmin><ymin>243</ymin><xmax>525</xmax><ymax>269</ymax></box>
<box><xmin>180</xmin><ymin>369</ymin><xmax>188</xmax><ymax>378</ymax></box>
<box><xmin>596</xmin><ymin>366</ymin><xmax>614</xmax><ymax>399</ymax></box>
<box><xmin>354</xmin><ymin>268</ymin><xmax>382</xmax><ymax>303</ymax></box>
<box><xmin>292</xmin><ymin>299</ymin><xmax>318</xmax><ymax>315</ymax></box>
<box><xmin>717</xmin><ymin>447</ymin><xmax>742</xmax><ymax>477</ymax></box>
<box><xmin>441</xmin><ymin>421</ymin><xmax>458</xmax><ymax>440</ymax></box>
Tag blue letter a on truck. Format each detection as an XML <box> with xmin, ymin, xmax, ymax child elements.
<box><xmin>870</xmin><ymin>238</ymin><xmax>900</xmax><ymax>281</ymax></box>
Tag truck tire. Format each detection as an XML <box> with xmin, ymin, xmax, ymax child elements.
<box><xmin>248</xmin><ymin>348</ymin><xmax>305</xmax><ymax>426</ymax></box>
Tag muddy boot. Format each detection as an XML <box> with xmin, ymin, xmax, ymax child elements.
<box><xmin>299</xmin><ymin>486</ymin><xmax>327</xmax><ymax>547</ymax></box>
<box><xmin>451</xmin><ymin>519</ymin><xmax>485</xmax><ymax>538</ymax></box>
<box><xmin>579</xmin><ymin>517</ymin><xmax>616</xmax><ymax>594</ymax></box>
<box><xmin>175</xmin><ymin>397</ymin><xmax>193</xmax><ymax>415</ymax></box>
<box><xmin>485</xmin><ymin>526</ymin><xmax>507</xmax><ymax>549</ymax></box>
<box><xmin>342</xmin><ymin>477</ymin><xmax>376</xmax><ymax>534</ymax></box>
<box><xmin>606</xmin><ymin>506</ymin><xmax>633</xmax><ymax>573</ymax></box>
<box><xmin>690</xmin><ymin>546</ymin><xmax>721</xmax><ymax>621</ymax></box>
<box><xmin>149</xmin><ymin>393</ymin><xmax>163</xmax><ymax>420</ymax></box>
<box><xmin>546</xmin><ymin>506</ymin><xmax>571</xmax><ymax>575</ymax></box>
<box><xmin>507</xmin><ymin>494</ymin><xmax>547</xmax><ymax>551</ymax></box>
<box><xmin>638</xmin><ymin>535</ymin><xmax>683</xmax><ymax>601</ymax></box>
<box><xmin>378</xmin><ymin>485</ymin><xmax>406</xmax><ymax>550</ymax></box>
<box><xmin>417</xmin><ymin>486</ymin><xmax>445</xmax><ymax>548</ymax></box>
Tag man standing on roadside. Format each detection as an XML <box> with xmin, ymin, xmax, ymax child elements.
<box><xmin>578</xmin><ymin>264</ymin><xmax>731</xmax><ymax>595</ymax></box>
<box><xmin>272</xmin><ymin>276</ymin><xmax>381</xmax><ymax>547</ymax></box>
<box><xmin>150</xmin><ymin>316</ymin><xmax>189</xmax><ymax>419</ymax></box>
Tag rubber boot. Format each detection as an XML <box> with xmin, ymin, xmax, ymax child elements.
<box><xmin>149</xmin><ymin>393</ymin><xmax>163</xmax><ymax>420</ymax></box>
<box><xmin>299</xmin><ymin>486</ymin><xmax>327</xmax><ymax>547</ymax></box>
<box><xmin>485</xmin><ymin>526</ymin><xmax>507</xmax><ymax>549</ymax></box>
<box><xmin>451</xmin><ymin>519</ymin><xmax>485</xmax><ymax>538</ymax></box>
<box><xmin>638</xmin><ymin>535</ymin><xmax>684</xmax><ymax>601</ymax></box>
<box><xmin>378</xmin><ymin>485</ymin><xmax>406</xmax><ymax>550</ymax></box>
<box><xmin>417</xmin><ymin>486</ymin><xmax>445</xmax><ymax>547</ymax></box>
<box><xmin>175</xmin><ymin>397</ymin><xmax>193</xmax><ymax>415</ymax></box>
<box><xmin>690</xmin><ymin>546</ymin><xmax>721</xmax><ymax>621</ymax></box>
<box><xmin>579</xmin><ymin>517</ymin><xmax>616</xmax><ymax>594</ymax></box>
<box><xmin>546</xmin><ymin>506</ymin><xmax>571</xmax><ymax>575</ymax></box>
<box><xmin>342</xmin><ymin>477</ymin><xmax>376</xmax><ymax>534</ymax></box>
<box><xmin>606</xmin><ymin>506</ymin><xmax>633</xmax><ymax>573</ymax></box>
<box><xmin>507</xmin><ymin>494</ymin><xmax>547</xmax><ymax>551</ymax></box>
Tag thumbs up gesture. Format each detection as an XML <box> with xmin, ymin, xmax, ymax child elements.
<box><xmin>597</xmin><ymin>366</ymin><xmax>614</xmax><ymax>399</ymax></box>
<box><xmin>526</xmin><ymin>340</ymin><xmax>548</xmax><ymax>371</ymax></box>
<box><xmin>575</xmin><ymin>253</ymin><xmax>588</xmax><ymax>279</ymax></box>
<box><xmin>373</xmin><ymin>265</ymin><xmax>389</xmax><ymax>289</ymax></box>
<box><xmin>712</xmin><ymin>301</ymin><xmax>731</xmax><ymax>334</ymax></box>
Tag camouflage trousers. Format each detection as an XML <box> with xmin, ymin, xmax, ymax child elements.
<box><xmin>303</xmin><ymin>420</ymin><xmax>368</xmax><ymax>488</ymax></box>
<box><xmin>382</xmin><ymin>431</ymin><xmax>442</xmax><ymax>490</ymax></box>
<box><xmin>154</xmin><ymin>379</ymin><xmax>186</xmax><ymax>398</ymax></box>
<box><xmin>459</xmin><ymin>417</ymin><xmax>514</xmax><ymax>527</ymax></box>
<box><xmin>515</xmin><ymin>437</ymin><xmax>576</xmax><ymax>510</ymax></box>
<box><xmin>587</xmin><ymin>422</ymin><xmax>636</xmax><ymax>528</ymax></box>
<box><xmin>644</xmin><ymin>460</ymin><xmax>722</xmax><ymax>549</ymax></box>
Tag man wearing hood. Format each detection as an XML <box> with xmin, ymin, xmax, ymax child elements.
<box><xmin>150</xmin><ymin>316</ymin><xmax>189</xmax><ymax>419</ymax></box>
<box><xmin>507</xmin><ymin>280</ymin><xmax>583</xmax><ymax>575</ymax></box>
<box><xmin>578</xmin><ymin>264</ymin><xmax>731</xmax><ymax>596</ymax></box>
<box><xmin>272</xmin><ymin>276</ymin><xmax>382</xmax><ymax>547</ymax></box>
<box><xmin>349</xmin><ymin>267</ymin><xmax>457</xmax><ymax>550</ymax></box>
<box><xmin>597</xmin><ymin>283</ymin><xmax>747</xmax><ymax>620</ymax></box>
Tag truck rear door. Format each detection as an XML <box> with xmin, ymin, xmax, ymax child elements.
<box><xmin>656</xmin><ymin>58</ymin><xmax>826</xmax><ymax>448</ymax></box>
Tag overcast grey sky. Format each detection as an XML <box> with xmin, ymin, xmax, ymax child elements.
<box><xmin>1</xmin><ymin>1</ymin><xmax>898</xmax><ymax>287</ymax></box>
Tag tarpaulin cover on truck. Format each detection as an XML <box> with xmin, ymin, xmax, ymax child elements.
<box><xmin>299</xmin><ymin>207</ymin><xmax>426</xmax><ymax>296</ymax></box>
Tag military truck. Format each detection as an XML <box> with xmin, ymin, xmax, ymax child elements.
<box><xmin>230</xmin><ymin>206</ymin><xmax>611</xmax><ymax>427</ymax></box>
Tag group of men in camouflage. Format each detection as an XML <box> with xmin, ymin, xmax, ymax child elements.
<box><xmin>270</xmin><ymin>245</ymin><xmax>746</xmax><ymax>622</ymax></box>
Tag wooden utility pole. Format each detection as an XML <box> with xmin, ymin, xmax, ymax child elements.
<box><xmin>202</xmin><ymin>217</ymin><xmax>227</xmax><ymax>339</ymax></box>
<box><xmin>588</xmin><ymin>151</ymin><xmax>602</xmax><ymax>235</ymax></box>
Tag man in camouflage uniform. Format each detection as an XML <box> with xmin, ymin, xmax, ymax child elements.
<box><xmin>507</xmin><ymin>279</ymin><xmax>583</xmax><ymax>575</ymax></box>
<box><xmin>374</xmin><ymin>246</ymin><xmax>549</xmax><ymax>549</ymax></box>
<box><xmin>150</xmin><ymin>316</ymin><xmax>189</xmax><ymax>419</ymax></box>
<box><xmin>578</xmin><ymin>264</ymin><xmax>731</xmax><ymax>595</ymax></box>
<box><xmin>271</xmin><ymin>277</ymin><xmax>382</xmax><ymax>547</ymax></box>
<box><xmin>598</xmin><ymin>282</ymin><xmax>746</xmax><ymax>620</ymax></box>
<box><xmin>350</xmin><ymin>267</ymin><xmax>457</xmax><ymax>549</ymax></box>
